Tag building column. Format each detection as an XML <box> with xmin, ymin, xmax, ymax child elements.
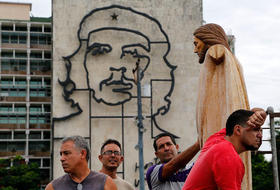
<box><xmin>0</xmin><ymin>22</ymin><xmax>2</xmax><ymax>74</ymax></box>
<box><xmin>25</xmin><ymin>102</ymin><xmax>30</xmax><ymax>160</ymax></box>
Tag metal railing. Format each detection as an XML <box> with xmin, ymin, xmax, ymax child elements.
<box><xmin>266</xmin><ymin>107</ymin><xmax>280</xmax><ymax>190</ymax></box>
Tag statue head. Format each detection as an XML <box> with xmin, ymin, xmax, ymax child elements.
<box><xmin>193</xmin><ymin>23</ymin><xmax>230</xmax><ymax>63</ymax></box>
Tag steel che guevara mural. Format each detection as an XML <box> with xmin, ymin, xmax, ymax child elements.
<box><xmin>54</xmin><ymin>5</ymin><xmax>177</xmax><ymax>137</ymax></box>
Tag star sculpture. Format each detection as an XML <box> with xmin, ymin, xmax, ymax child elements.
<box><xmin>111</xmin><ymin>13</ymin><xmax>118</xmax><ymax>20</ymax></box>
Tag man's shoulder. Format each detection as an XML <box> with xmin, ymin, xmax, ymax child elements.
<box><xmin>51</xmin><ymin>173</ymin><xmax>69</xmax><ymax>184</ymax></box>
<box><xmin>146</xmin><ymin>164</ymin><xmax>163</xmax><ymax>177</ymax></box>
<box><xmin>87</xmin><ymin>170</ymin><xmax>107</xmax><ymax>183</ymax></box>
<box><xmin>86</xmin><ymin>171</ymin><xmax>108</xmax><ymax>189</ymax></box>
<box><xmin>51</xmin><ymin>174</ymin><xmax>71</xmax><ymax>189</ymax></box>
<box><xmin>213</xmin><ymin>139</ymin><xmax>232</xmax><ymax>149</ymax></box>
<box><xmin>146</xmin><ymin>164</ymin><xmax>164</xmax><ymax>189</ymax></box>
<box><xmin>90</xmin><ymin>170</ymin><xmax>107</xmax><ymax>178</ymax></box>
<box><xmin>207</xmin><ymin>139</ymin><xmax>237</xmax><ymax>159</ymax></box>
<box><xmin>114</xmin><ymin>176</ymin><xmax>135</xmax><ymax>190</ymax></box>
<box><xmin>146</xmin><ymin>163</ymin><xmax>190</xmax><ymax>181</ymax></box>
<box><xmin>202</xmin><ymin>128</ymin><xmax>226</xmax><ymax>151</ymax></box>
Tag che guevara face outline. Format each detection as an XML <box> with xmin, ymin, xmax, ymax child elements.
<box><xmin>84</xmin><ymin>29</ymin><xmax>151</xmax><ymax>105</ymax></box>
<box><xmin>57</xmin><ymin>5</ymin><xmax>177</xmax><ymax>137</ymax></box>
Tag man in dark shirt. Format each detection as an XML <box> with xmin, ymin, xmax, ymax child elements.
<box><xmin>45</xmin><ymin>136</ymin><xmax>117</xmax><ymax>190</ymax></box>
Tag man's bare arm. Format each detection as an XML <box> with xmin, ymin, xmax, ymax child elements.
<box><xmin>45</xmin><ymin>183</ymin><xmax>54</xmax><ymax>190</ymax></box>
<box><xmin>247</xmin><ymin>108</ymin><xmax>267</xmax><ymax>127</ymax></box>
<box><xmin>161</xmin><ymin>140</ymin><xmax>200</xmax><ymax>179</ymax></box>
<box><xmin>104</xmin><ymin>176</ymin><xmax>117</xmax><ymax>190</ymax></box>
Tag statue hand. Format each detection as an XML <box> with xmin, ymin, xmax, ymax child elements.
<box><xmin>208</xmin><ymin>44</ymin><xmax>225</xmax><ymax>65</ymax></box>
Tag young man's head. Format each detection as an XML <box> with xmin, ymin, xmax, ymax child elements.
<box><xmin>153</xmin><ymin>133</ymin><xmax>179</xmax><ymax>163</ymax></box>
<box><xmin>99</xmin><ymin>139</ymin><xmax>123</xmax><ymax>172</ymax></box>
<box><xmin>226</xmin><ymin>109</ymin><xmax>263</xmax><ymax>151</ymax></box>
<box><xmin>60</xmin><ymin>136</ymin><xmax>90</xmax><ymax>173</ymax></box>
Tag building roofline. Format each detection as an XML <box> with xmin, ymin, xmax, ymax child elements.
<box><xmin>30</xmin><ymin>17</ymin><xmax>52</xmax><ymax>23</ymax></box>
<box><xmin>0</xmin><ymin>1</ymin><xmax>32</xmax><ymax>11</ymax></box>
<box><xmin>0</xmin><ymin>17</ymin><xmax>52</xmax><ymax>23</ymax></box>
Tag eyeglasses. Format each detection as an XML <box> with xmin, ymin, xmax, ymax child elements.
<box><xmin>77</xmin><ymin>184</ymin><xmax>82</xmax><ymax>190</ymax></box>
<box><xmin>102</xmin><ymin>150</ymin><xmax>121</xmax><ymax>156</ymax></box>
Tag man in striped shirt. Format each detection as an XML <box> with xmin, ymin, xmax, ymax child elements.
<box><xmin>146</xmin><ymin>133</ymin><xmax>200</xmax><ymax>190</ymax></box>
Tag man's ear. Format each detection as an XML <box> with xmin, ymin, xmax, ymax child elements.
<box><xmin>81</xmin><ymin>149</ymin><xmax>87</xmax><ymax>159</ymax></box>
<box><xmin>175</xmin><ymin>144</ymin><xmax>179</xmax><ymax>151</ymax></box>
<box><xmin>155</xmin><ymin>151</ymin><xmax>158</xmax><ymax>158</ymax></box>
<box><xmin>98</xmin><ymin>154</ymin><xmax>103</xmax><ymax>161</ymax></box>
<box><xmin>233</xmin><ymin>125</ymin><xmax>242</xmax><ymax>136</ymax></box>
<box><xmin>120</xmin><ymin>156</ymin><xmax>124</xmax><ymax>163</ymax></box>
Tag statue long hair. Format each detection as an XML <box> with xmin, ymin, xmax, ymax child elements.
<box><xmin>194</xmin><ymin>23</ymin><xmax>231</xmax><ymax>51</ymax></box>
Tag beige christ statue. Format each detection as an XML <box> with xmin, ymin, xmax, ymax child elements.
<box><xmin>193</xmin><ymin>23</ymin><xmax>252</xmax><ymax>190</ymax></box>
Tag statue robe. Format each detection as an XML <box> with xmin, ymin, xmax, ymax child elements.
<box><xmin>196</xmin><ymin>44</ymin><xmax>251</xmax><ymax>190</ymax></box>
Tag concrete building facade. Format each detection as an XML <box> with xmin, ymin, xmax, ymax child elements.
<box><xmin>52</xmin><ymin>0</ymin><xmax>202</xmax><ymax>188</ymax></box>
<box><xmin>0</xmin><ymin>2</ymin><xmax>52</xmax><ymax>186</ymax></box>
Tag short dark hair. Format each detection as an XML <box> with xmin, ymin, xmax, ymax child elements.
<box><xmin>62</xmin><ymin>136</ymin><xmax>90</xmax><ymax>161</ymax></box>
<box><xmin>226</xmin><ymin>109</ymin><xmax>254</xmax><ymax>136</ymax></box>
<box><xmin>100</xmin><ymin>139</ymin><xmax>122</xmax><ymax>154</ymax></box>
<box><xmin>153</xmin><ymin>133</ymin><xmax>176</xmax><ymax>151</ymax></box>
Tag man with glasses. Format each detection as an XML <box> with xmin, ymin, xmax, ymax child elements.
<box><xmin>45</xmin><ymin>136</ymin><xmax>117</xmax><ymax>190</ymax></box>
<box><xmin>99</xmin><ymin>139</ymin><xmax>135</xmax><ymax>190</ymax></box>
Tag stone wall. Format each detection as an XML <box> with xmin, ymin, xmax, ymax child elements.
<box><xmin>52</xmin><ymin>0</ymin><xmax>202</xmax><ymax>188</ymax></box>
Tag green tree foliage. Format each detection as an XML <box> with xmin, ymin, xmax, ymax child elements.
<box><xmin>0</xmin><ymin>155</ymin><xmax>41</xmax><ymax>190</ymax></box>
<box><xmin>251</xmin><ymin>152</ymin><xmax>274</xmax><ymax>190</ymax></box>
<box><xmin>252</xmin><ymin>119</ymin><xmax>280</xmax><ymax>190</ymax></box>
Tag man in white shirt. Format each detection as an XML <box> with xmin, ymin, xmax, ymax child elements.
<box><xmin>99</xmin><ymin>139</ymin><xmax>135</xmax><ymax>190</ymax></box>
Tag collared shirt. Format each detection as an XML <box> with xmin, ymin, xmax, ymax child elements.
<box><xmin>146</xmin><ymin>163</ymin><xmax>193</xmax><ymax>190</ymax></box>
